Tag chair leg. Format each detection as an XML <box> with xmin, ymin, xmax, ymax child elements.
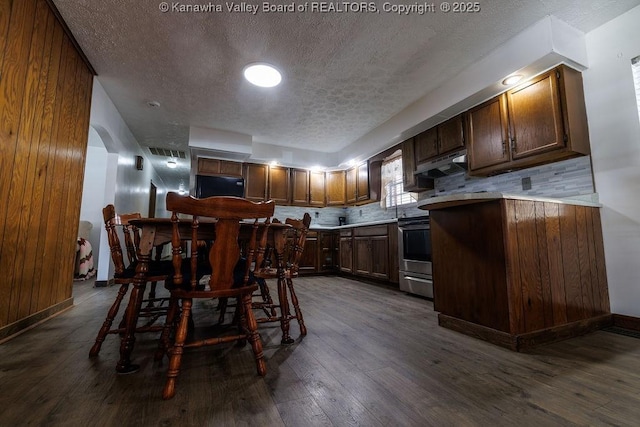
<box><xmin>89</xmin><ymin>283</ymin><xmax>129</xmax><ymax>357</ymax></box>
<box><xmin>163</xmin><ymin>298</ymin><xmax>192</xmax><ymax>400</ymax></box>
<box><xmin>146</xmin><ymin>281</ymin><xmax>158</xmax><ymax>307</ymax></box>
<box><xmin>258</xmin><ymin>278</ymin><xmax>277</xmax><ymax>317</ymax></box>
<box><xmin>242</xmin><ymin>293</ymin><xmax>266</xmax><ymax>377</ymax></box>
<box><xmin>217</xmin><ymin>297</ymin><xmax>228</xmax><ymax>324</ymax></box>
<box><xmin>155</xmin><ymin>296</ymin><xmax>179</xmax><ymax>361</ymax></box>
<box><xmin>287</xmin><ymin>278</ymin><xmax>307</xmax><ymax>336</ymax></box>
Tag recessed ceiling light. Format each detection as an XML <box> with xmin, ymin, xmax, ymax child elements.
<box><xmin>167</xmin><ymin>159</ymin><xmax>177</xmax><ymax>169</ymax></box>
<box><xmin>502</xmin><ymin>74</ymin><xmax>524</xmax><ymax>86</ymax></box>
<box><xmin>147</xmin><ymin>100</ymin><xmax>161</xmax><ymax>108</ymax></box>
<box><xmin>243</xmin><ymin>63</ymin><xmax>282</xmax><ymax>88</ymax></box>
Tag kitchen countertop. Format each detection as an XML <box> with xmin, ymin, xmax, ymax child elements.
<box><xmin>417</xmin><ymin>192</ymin><xmax>601</xmax><ymax>211</ymax></box>
<box><xmin>309</xmin><ymin>218</ymin><xmax>397</xmax><ymax>231</ymax></box>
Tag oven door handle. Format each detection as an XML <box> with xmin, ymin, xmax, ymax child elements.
<box><xmin>402</xmin><ymin>275</ymin><xmax>433</xmax><ymax>284</ymax></box>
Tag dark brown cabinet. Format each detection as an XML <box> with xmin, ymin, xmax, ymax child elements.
<box><xmin>346</xmin><ymin>161</ymin><xmax>369</xmax><ymax>204</ymax></box>
<box><xmin>243</xmin><ymin>163</ymin><xmax>268</xmax><ymax>201</ymax></box>
<box><xmin>414</xmin><ymin>115</ymin><xmax>465</xmax><ymax>166</ymax></box>
<box><xmin>298</xmin><ymin>231</ymin><xmax>319</xmax><ymax>274</ymax></box>
<box><xmin>325</xmin><ymin>170</ymin><xmax>346</xmax><ymax>206</ymax></box>
<box><xmin>318</xmin><ymin>231</ymin><xmax>339</xmax><ymax>272</ymax></box>
<box><xmin>402</xmin><ymin>137</ymin><xmax>435</xmax><ymax>192</ymax></box>
<box><xmin>309</xmin><ymin>171</ymin><xmax>326</xmax><ymax>207</ymax></box>
<box><xmin>197</xmin><ymin>158</ymin><xmax>243</xmax><ymax>176</ymax></box>
<box><xmin>268</xmin><ymin>165</ymin><xmax>290</xmax><ymax>204</ymax></box>
<box><xmin>339</xmin><ymin>229</ymin><xmax>353</xmax><ymax>274</ymax></box>
<box><xmin>353</xmin><ymin>225</ymin><xmax>389</xmax><ymax>280</ymax></box>
<box><xmin>291</xmin><ymin>169</ymin><xmax>325</xmax><ymax>207</ymax></box>
<box><xmin>468</xmin><ymin>65</ymin><xmax>590</xmax><ymax>176</ymax></box>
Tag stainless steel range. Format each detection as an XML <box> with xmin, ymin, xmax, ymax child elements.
<box><xmin>397</xmin><ymin>215</ymin><xmax>433</xmax><ymax>298</ymax></box>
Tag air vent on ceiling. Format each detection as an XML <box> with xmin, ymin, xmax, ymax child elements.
<box><xmin>148</xmin><ymin>147</ymin><xmax>186</xmax><ymax>159</ymax></box>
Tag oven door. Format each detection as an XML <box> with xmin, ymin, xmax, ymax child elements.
<box><xmin>398</xmin><ymin>220</ymin><xmax>432</xmax><ymax>276</ymax></box>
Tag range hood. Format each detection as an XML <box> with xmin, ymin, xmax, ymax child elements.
<box><xmin>415</xmin><ymin>149</ymin><xmax>468</xmax><ymax>178</ymax></box>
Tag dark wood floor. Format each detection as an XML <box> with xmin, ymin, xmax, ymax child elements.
<box><xmin>2</xmin><ymin>276</ymin><xmax>640</xmax><ymax>426</ymax></box>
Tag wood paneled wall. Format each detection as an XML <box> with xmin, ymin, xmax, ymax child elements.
<box><xmin>431</xmin><ymin>199</ymin><xmax>610</xmax><ymax>338</ymax></box>
<box><xmin>0</xmin><ymin>0</ymin><xmax>93</xmax><ymax>339</ymax></box>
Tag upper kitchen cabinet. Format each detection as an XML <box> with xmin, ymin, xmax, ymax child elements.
<box><xmin>346</xmin><ymin>161</ymin><xmax>370</xmax><ymax>204</ymax></box>
<box><xmin>291</xmin><ymin>169</ymin><xmax>325</xmax><ymax>207</ymax></box>
<box><xmin>401</xmin><ymin>137</ymin><xmax>435</xmax><ymax>192</ymax></box>
<box><xmin>268</xmin><ymin>165</ymin><xmax>290</xmax><ymax>204</ymax></box>
<box><xmin>467</xmin><ymin>95</ymin><xmax>510</xmax><ymax>171</ymax></box>
<box><xmin>243</xmin><ymin>163</ymin><xmax>268</xmax><ymax>201</ymax></box>
<box><xmin>326</xmin><ymin>170</ymin><xmax>346</xmax><ymax>206</ymax></box>
<box><xmin>414</xmin><ymin>115</ymin><xmax>465</xmax><ymax>166</ymax></box>
<box><xmin>468</xmin><ymin>65</ymin><xmax>590</xmax><ymax>176</ymax></box>
<box><xmin>197</xmin><ymin>158</ymin><xmax>243</xmax><ymax>176</ymax></box>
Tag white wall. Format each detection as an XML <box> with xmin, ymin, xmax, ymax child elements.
<box><xmin>85</xmin><ymin>79</ymin><xmax>168</xmax><ymax>281</ymax></box>
<box><xmin>583</xmin><ymin>5</ymin><xmax>640</xmax><ymax>316</ymax></box>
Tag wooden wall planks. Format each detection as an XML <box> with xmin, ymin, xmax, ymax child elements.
<box><xmin>431</xmin><ymin>197</ymin><xmax>610</xmax><ymax>348</ymax></box>
<box><xmin>0</xmin><ymin>0</ymin><xmax>93</xmax><ymax>336</ymax></box>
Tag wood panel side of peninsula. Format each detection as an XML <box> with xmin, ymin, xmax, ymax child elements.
<box><xmin>427</xmin><ymin>197</ymin><xmax>611</xmax><ymax>351</ymax></box>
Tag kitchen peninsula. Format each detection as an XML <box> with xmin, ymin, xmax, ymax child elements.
<box><xmin>418</xmin><ymin>192</ymin><xmax>611</xmax><ymax>351</ymax></box>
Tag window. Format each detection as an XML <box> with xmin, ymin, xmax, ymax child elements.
<box><xmin>633</xmin><ymin>55</ymin><xmax>640</xmax><ymax>122</ymax></box>
<box><xmin>380</xmin><ymin>151</ymin><xmax>415</xmax><ymax>208</ymax></box>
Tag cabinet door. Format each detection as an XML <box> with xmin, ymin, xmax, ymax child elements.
<box><xmin>369</xmin><ymin>236</ymin><xmax>389</xmax><ymax>280</ymax></box>
<box><xmin>468</xmin><ymin>95</ymin><xmax>510</xmax><ymax>171</ymax></box>
<box><xmin>299</xmin><ymin>233</ymin><xmax>318</xmax><ymax>274</ymax></box>
<box><xmin>244</xmin><ymin>163</ymin><xmax>268</xmax><ymax>201</ymax></box>
<box><xmin>326</xmin><ymin>170</ymin><xmax>346</xmax><ymax>206</ymax></box>
<box><xmin>414</xmin><ymin>127</ymin><xmax>438</xmax><ymax>164</ymax></box>
<box><xmin>290</xmin><ymin>169</ymin><xmax>309</xmax><ymax>206</ymax></box>
<box><xmin>319</xmin><ymin>232</ymin><xmax>337</xmax><ymax>271</ymax></box>
<box><xmin>219</xmin><ymin>160</ymin><xmax>242</xmax><ymax>176</ymax></box>
<box><xmin>507</xmin><ymin>69</ymin><xmax>565</xmax><ymax>160</ymax></box>
<box><xmin>353</xmin><ymin>237</ymin><xmax>371</xmax><ymax>276</ymax></box>
<box><xmin>438</xmin><ymin>115</ymin><xmax>465</xmax><ymax>154</ymax></box>
<box><xmin>198</xmin><ymin>158</ymin><xmax>220</xmax><ymax>175</ymax></box>
<box><xmin>356</xmin><ymin>162</ymin><xmax>369</xmax><ymax>202</ymax></box>
<box><xmin>268</xmin><ymin>166</ymin><xmax>290</xmax><ymax>204</ymax></box>
<box><xmin>346</xmin><ymin>167</ymin><xmax>357</xmax><ymax>204</ymax></box>
<box><xmin>401</xmin><ymin>138</ymin><xmax>419</xmax><ymax>192</ymax></box>
<box><xmin>339</xmin><ymin>236</ymin><xmax>353</xmax><ymax>273</ymax></box>
<box><xmin>309</xmin><ymin>171</ymin><xmax>326</xmax><ymax>207</ymax></box>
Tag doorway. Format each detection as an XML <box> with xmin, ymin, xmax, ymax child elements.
<box><xmin>149</xmin><ymin>181</ymin><xmax>157</xmax><ymax>218</ymax></box>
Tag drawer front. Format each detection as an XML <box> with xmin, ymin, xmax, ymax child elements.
<box><xmin>340</xmin><ymin>229</ymin><xmax>353</xmax><ymax>237</ymax></box>
<box><xmin>353</xmin><ymin>224</ymin><xmax>388</xmax><ymax>237</ymax></box>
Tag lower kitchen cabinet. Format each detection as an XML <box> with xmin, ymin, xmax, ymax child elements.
<box><xmin>298</xmin><ymin>231</ymin><xmax>319</xmax><ymax>274</ymax></box>
<box><xmin>339</xmin><ymin>230</ymin><xmax>353</xmax><ymax>274</ymax></box>
<box><xmin>319</xmin><ymin>231</ymin><xmax>339</xmax><ymax>272</ymax></box>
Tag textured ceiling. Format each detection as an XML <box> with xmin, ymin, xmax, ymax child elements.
<box><xmin>52</xmin><ymin>0</ymin><xmax>640</xmax><ymax>189</ymax></box>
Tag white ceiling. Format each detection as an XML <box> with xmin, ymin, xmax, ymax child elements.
<box><xmin>52</xmin><ymin>0</ymin><xmax>640</xmax><ymax>190</ymax></box>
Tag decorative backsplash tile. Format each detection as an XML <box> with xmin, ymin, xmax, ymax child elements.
<box><xmin>274</xmin><ymin>156</ymin><xmax>595</xmax><ymax>226</ymax></box>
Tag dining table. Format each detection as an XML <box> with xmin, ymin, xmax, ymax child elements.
<box><xmin>115</xmin><ymin>217</ymin><xmax>292</xmax><ymax>374</ymax></box>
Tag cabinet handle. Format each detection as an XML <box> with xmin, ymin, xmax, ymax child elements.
<box><xmin>510</xmin><ymin>137</ymin><xmax>517</xmax><ymax>152</ymax></box>
<box><xmin>502</xmin><ymin>140</ymin><xmax>507</xmax><ymax>156</ymax></box>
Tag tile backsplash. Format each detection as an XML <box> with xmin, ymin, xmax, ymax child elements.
<box><xmin>274</xmin><ymin>156</ymin><xmax>595</xmax><ymax>226</ymax></box>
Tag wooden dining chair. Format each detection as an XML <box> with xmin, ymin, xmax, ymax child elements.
<box><xmin>252</xmin><ymin>213</ymin><xmax>311</xmax><ymax>342</ymax></box>
<box><xmin>89</xmin><ymin>205</ymin><xmax>171</xmax><ymax>357</ymax></box>
<box><xmin>158</xmin><ymin>193</ymin><xmax>275</xmax><ymax>400</ymax></box>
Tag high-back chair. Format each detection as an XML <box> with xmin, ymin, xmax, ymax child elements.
<box><xmin>89</xmin><ymin>205</ymin><xmax>171</xmax><ymax>357</ymax></box>
<box><xmin>253</xmin><ymin>213</ymin><xmax>311</xmax><ymax>343</ymax></box>
<box><xmin>158</xmin><ymin>193</ymin><xmax>275</xmax><ymax>400</ymax></box>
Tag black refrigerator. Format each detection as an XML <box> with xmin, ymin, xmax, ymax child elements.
<box><xmin>195</xmin><ymin>175</ymin><xmax>245</xmax><ymax>198</ymax></box>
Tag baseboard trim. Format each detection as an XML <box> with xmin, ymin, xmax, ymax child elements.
<box><xmin>438</xmin><ymin>313</ymin><xmax>614</xmax><ymax>352</ymax></box>
<box><xmin>94</xmin><ymin>279</ymin><xmax>112</xmax><ymax>288</ymax></box>
<box><xmin>0</xmin><ymin>298</ymin><xmax>74</xmax><ymax>343</ymax></box>
<box><xmin>612</xmin><ymin>314</ymin><xmax>640</xmax><ymax>332</ymax></box>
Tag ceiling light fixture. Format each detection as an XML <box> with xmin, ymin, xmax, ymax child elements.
<box><xmin>167</xmin><ymin>158</ymin><xmax>177</xmax><ymax>169</ymax></box>
<box><xmin>243</xmin><ymin>63</ymin><xmax>282</xmax><ymax>88</ymax></box>
<box><xmin>502</xmin><ymin>74</ymin><xmax>524</xmax><ymax>86</ymax></box>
